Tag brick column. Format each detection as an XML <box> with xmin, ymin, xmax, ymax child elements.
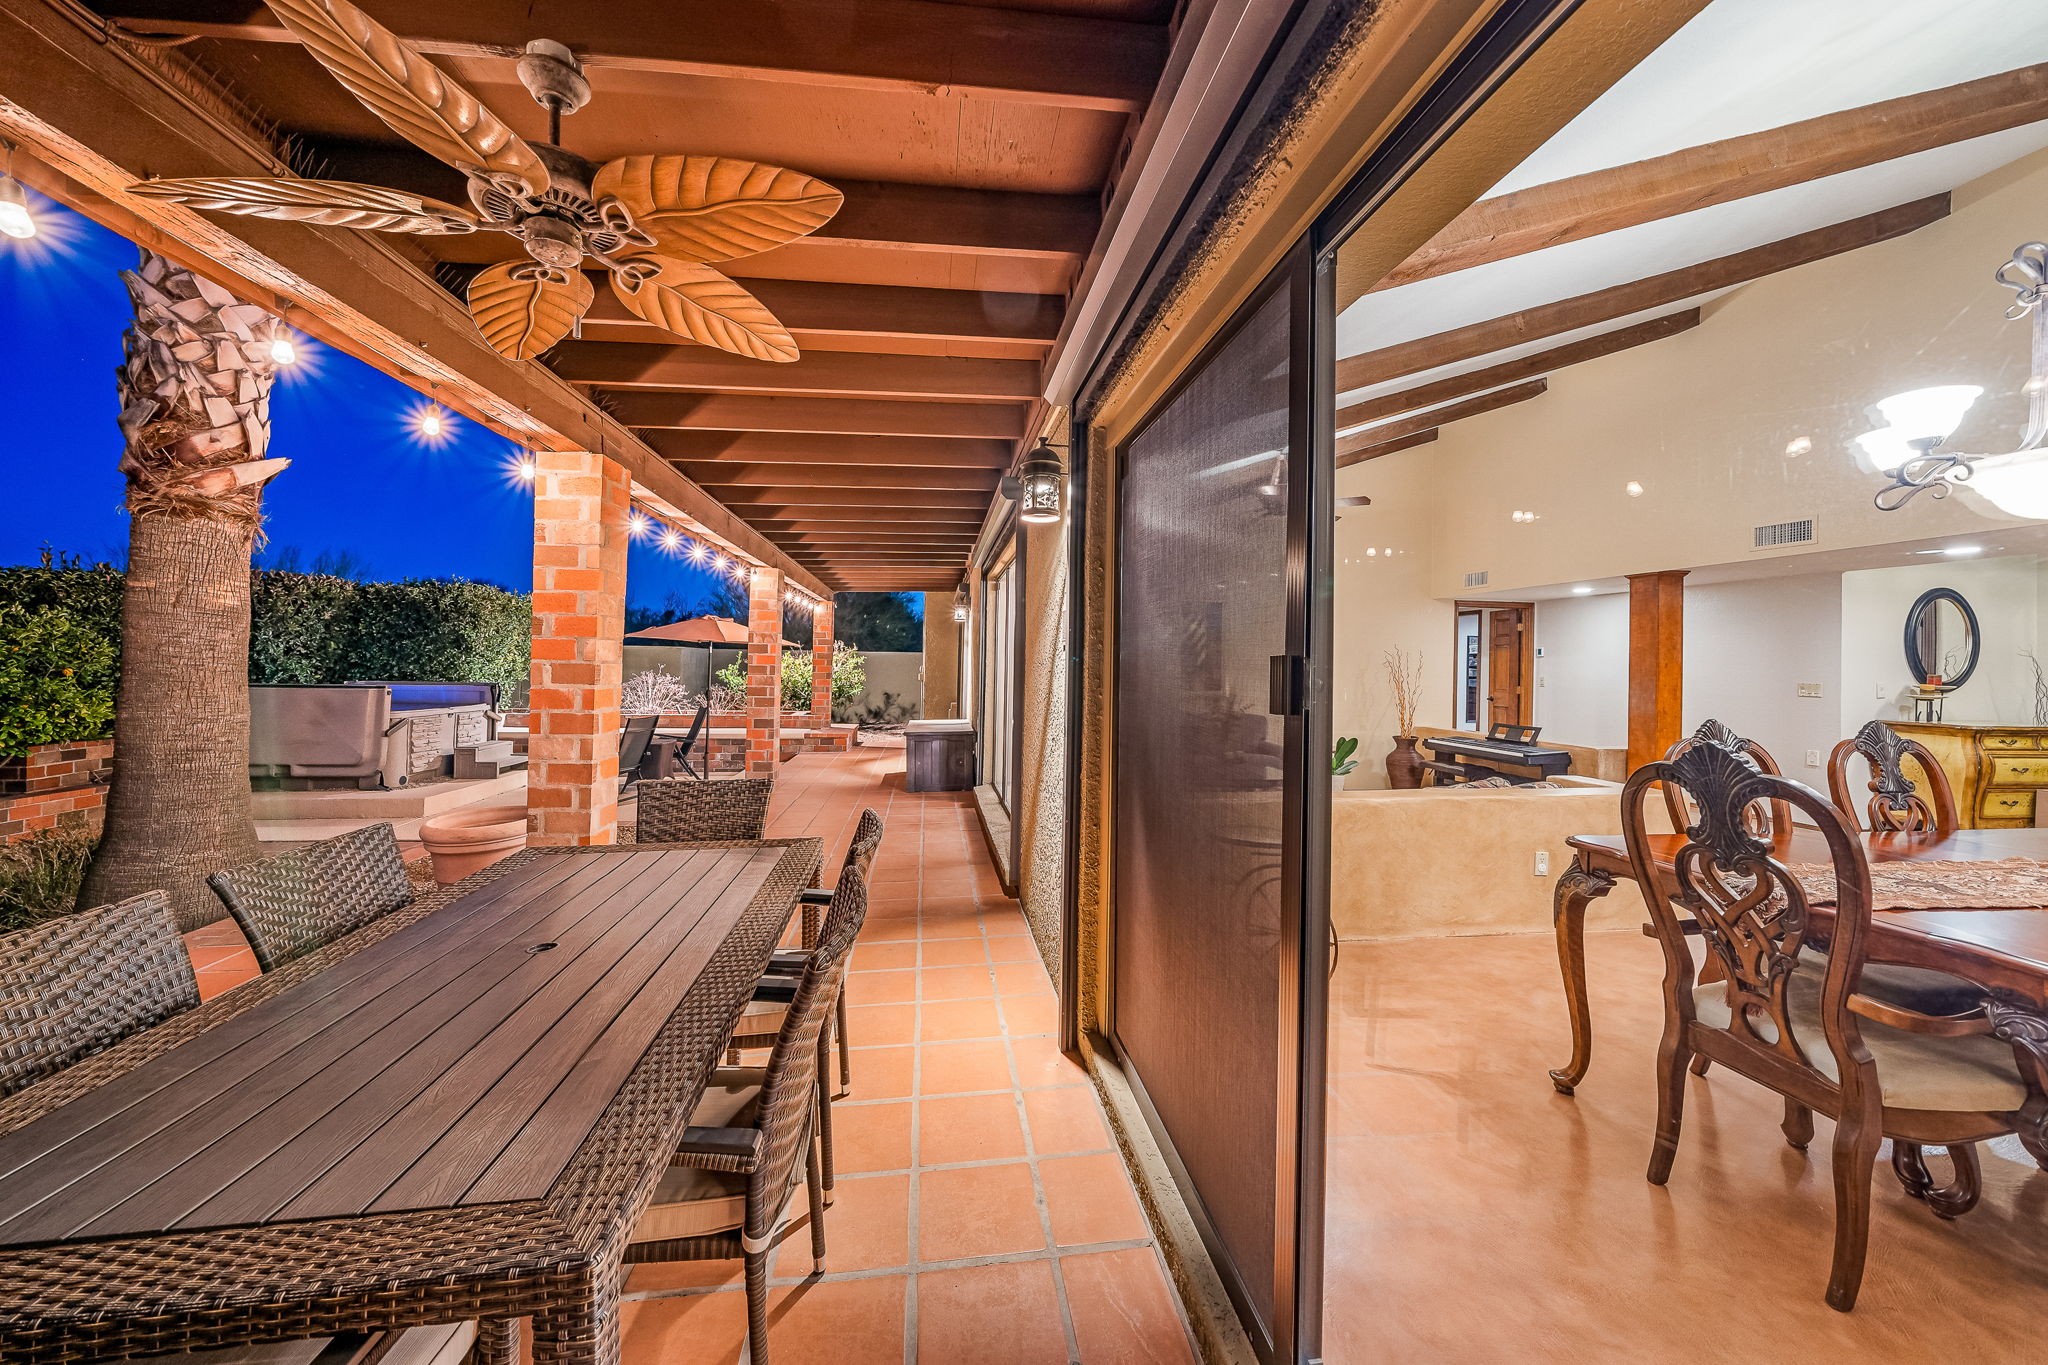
<box><xmin>528</xmin><ymin>448</ymin><xmax>629</xmax><ymax>845</ymax></box>
<box><xmin>810</xmin><ymin>598</ymin><xmax>835</xmax><ymax>726</ymax></box>
<box><xmin>745</xmin><ymin>566</ymin><xmax>784</xmax><ymax>777</ymax></box>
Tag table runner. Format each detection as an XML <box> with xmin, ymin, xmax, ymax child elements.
<box><xmin>1787</xmin><ymin>857</ymin><xmax>2048</xmax><ymax>911</ymax></box>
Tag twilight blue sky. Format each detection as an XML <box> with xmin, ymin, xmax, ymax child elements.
<box><xmin>0</xmin><ymin>190</ymin><xmax>737</xmax><ymax>616</ymax></box>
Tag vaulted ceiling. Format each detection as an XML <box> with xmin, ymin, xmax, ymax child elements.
<box><xmin>93</xmin><ymin>0</ymin><xmax>1175</xmax><ymax>590</ymax></box>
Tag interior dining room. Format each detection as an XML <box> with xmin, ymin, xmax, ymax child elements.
<box><xmin>1325</xmin><ymin>0</ymin><xmax>2048</xmax><ymax>1355</ymax></box>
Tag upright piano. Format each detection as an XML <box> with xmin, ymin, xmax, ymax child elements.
<box><xmin>1421</xmin><ymin>723</ymin><xmax>1573</xmax><ymax>785</ymax></box>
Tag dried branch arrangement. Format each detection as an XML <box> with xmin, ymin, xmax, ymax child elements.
<box><xmin>1382</xmin><ymin>648</ymin><xmax>1423</xmax><ymax>738</ymax></box>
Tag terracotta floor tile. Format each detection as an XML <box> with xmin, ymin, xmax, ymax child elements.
<box><xmin>1023</xmin><ymin>1085</ymin><xmax>1111</xmax><ymax>1156</ymax></box>
<box><xmin>1061</xmin><ymin>1249</ymin><xmax>1196</xmax><ymax>1365</ymax></box>
<box><xmin>917</xmin><ymin>1040</ymin><xmax>1016</xmax><ymax>1096</ymax></box>
<box><xmin>915</xmin><ymin>1162</ymin><xmax>1046</xmax><ymax>1260</ymax></box>
<box><xmin>858</xmin><ymin>917</ymin><xmax>919</xmax><ymax>942</ymax></box>
<box><xmin>1000</xmin><ymin>995</ymin><xmax>1060</xmax><ymax>1037</ymax></box>
<box><xmin>919</xmin><ymin>938</ymin><xmax>990</xmax><ymax>968</ymax></box>
<box><xmin>851</xmin><ymin>940</ymin><xmax>919</xmax><ymax>972</ymax></box>
<box><xmin>624</xmin><ymin>1255</ymin><xmax>742</xmax><ymax>1293</ymax></box>
<box><xmin>845</xmin><ymin>1045</ymin><xmax>916</xmax><ymax>1100</ymax></box>
<box><xmin>916</xmin><ymin>1261</ymin><xmax>1068</xmax><ymax>1365</ymax></box>
<box><xmin>918</xmin><ymin>1091</ymin><xmax>1028</xmax><ymax>1165</ymax></box>
<box><xmin>917</xmin><ymin>895</ymin><xmax>984</xmax><ymax>917</ymax></box>
<box><xmin>918</xmin><ymin>964</ymin><xmax>996</xmax><ymax>1001</ymax></box>
<box><xmin>759</xmin><ymin>1276</ymin><xmax>906</xmax><ymax>1364</ymax></box>
<box><xmin>922</xmin><ymin>873</ymin><xmax>982</xmax><ymax>896</ymax></box>
<box><xmin>845</xmin><ymin>969</ymin><xmax>917</xmax><ymax>1006</ymax></box>
<box><xmin>992</xmin><ymin>960</ymin><xmax>1053</xmax><ymax>997</ymax></box>
<box><xmin>1009</xmin><ymin>1035</ymin><xmax>1090</xmax><ymax>1089</ymax></box>
<box><xmin>919</xmin><ymin>998</ymin><xmax>1003</xmax><ymax>1042</ymax></box>
<box><xmin>917</xmin><ymin>911</ymin><xmax>986</xmax><ymax>940</ymax></box>
<box><xmin>845</xmin><ymin>1003</ymin><xmax>916</xmax><ymax>1047</ymax></box>
<box><xmin>832</xmin><ymin>1100</ymin><xmax>914</xmax><ymax>1174</ymax></box>
<box><xmin>773</xmin><ymin>1173</ymin><xmax>911</xmax><ymax>1275</ymax></box>
<box><xmin>979</xmin><ymin>908</ymin><xmax>1030</xmax><ymax>934</ymax></box>
<box><xmin>1041</xmin><ymin>1153</ymin><xmax>1150</xmax><ymax>1247</ymax></box>
<box><xmin>619</xmin><ymin>1285</ymin><xmax>746</xmax><ymax>1363</ymax></box>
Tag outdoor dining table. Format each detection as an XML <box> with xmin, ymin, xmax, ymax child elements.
<box><xmin>1546</xmin><ymin>826</ymin><xmax>2048</xmax><ymax>1162</ymax></box>
<box><xmin>0</xmin><ymin>837</ymin><xmax>822</xmax><ymax>1365</ymax></box>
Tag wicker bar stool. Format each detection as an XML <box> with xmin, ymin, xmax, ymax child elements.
<box><xmin>1</xmin><ymin>890</ymin><xmax>198</xmax><ymax>1100</ymax></box>
<box><xmin>622</xmin><ymin>862</ymin><xmax>867</xmax><ymax>1365</ymax></box>
<box><xmin>207</xmin><ymin>822</ymin><xmax>415</xmax><ymax>972</ymax></box>
<box><xmin>631</xmin><ymin>776</ymin><xmax>774</xmax><ymax>843</ymax></box>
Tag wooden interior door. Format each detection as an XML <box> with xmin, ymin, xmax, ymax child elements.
<box><xmin>1486</xmin><ymin>607</ymin><xmax>1530</xmax><ymax>727</ymax></box>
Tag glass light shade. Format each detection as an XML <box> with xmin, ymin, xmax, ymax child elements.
<box><xmin>1853</xmin><ymin>427</ymin><xmax>1918</xmax><ymax>474</ymax></box>
<box><xmin>1019</xmin><ymin>469</ymin><xmax>1062</xmax><ymax>523</ymax></box>
<box><xmin>1962</xmin><ymin>450</ymin><xmax>2048</xmax><ymax>520</ymax></box>
<box><xmin>0</xmin><ymin>178</ymin><xmax>34</xmax><ymax>241</ymax></box>
<box><xmin>1874</xmin><ymin>385</ymin><xmax>1983</xmax><ymax>443</ymax></box>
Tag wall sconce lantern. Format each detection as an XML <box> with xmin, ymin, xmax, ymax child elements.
<box><xmin>951</xmin><ymin>586</ymin><xmax>969</xmax><ymax>623</ymax></box>
<box><xmin>1001</xmin><ymin>438</ymin><xmax>1067</xmax><ymax>524</ymax></box>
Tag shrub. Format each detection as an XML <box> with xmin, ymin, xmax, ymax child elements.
<box><xmin>714</xmin><ymin>657</ymin><xmax>747</xmax><ymax>712</ymax></box>
<box><xmin>249</xmin><ymin>571</ymin><xmax>358</xmax><ymax>684</ymax></box>
<box><xmin>779</xmin><ymin>642</ymin><xmax>867</xmax><ymax>713</ymax></box>
<box><xmin>0</xmin><ymin>830</ymin><xmax>97</xmax><ymax>934</ymax></box>
<box><xmin>334</xmin><ymin>579</ymin><xmax>531</xmax><ymax>693</ymax></box>
<box><xmin>622</xmin><ymin>668</ymin><xmax>702</xmax><ymax>716</ymax></box>
<box><xmin>0</xmin><ymin>605</ymin><xmax>117</xmax><ymax>757</ymax></box>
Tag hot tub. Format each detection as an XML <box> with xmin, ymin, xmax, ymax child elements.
<box><xmin>250</xmin><ymin>682</ymin><xmax>511</xmax><ymax>789</ymax></box>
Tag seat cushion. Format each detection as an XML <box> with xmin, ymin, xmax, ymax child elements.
<box><xmin>733</xmin><ymin>997</ymin><xmax>788</xmax><ymax>1042</ymax></box>
<box><xmin>1691</xmin><ymin>968</ymin><xmax>2027</xmax><ymax>1112</ymax></box>
<box><xmin>631</xmin><ymin>1068</ymin><xmax>769</xmax><ymax>1244</ymax></box>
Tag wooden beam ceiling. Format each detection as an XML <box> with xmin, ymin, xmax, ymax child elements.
<box><xmin>601</xmin><ymin>394</ymin><xmax>1030</xmax><ymax>440</ymax></box>
<box><xmin>576</xmin><ymin>278</ymin><xmax>1063</xmax><ymax>351</ymax></box>
<box><xmin>1337</xmin><ymin>380</ymin><xmax>1548</xmax><ymax>460</ymax></box>
<box><xmin>1376</xmin><ymin>63</ymin><xmax>2048</xmax><ymax>292</ymax></box>
<box><xmin>1338</xmin><ymin>196</ymin><xmax>1949</xmax><ymax>391</ymax></box>
<box><xmin>677</xmin><ymin>463</ymin><xmax>1001</xmax><ymax>491</ymax></box>
<box><xmin>551</xmin><ymin>345</ymin><xmax>1041</xmax><ymax>401</ymax></box>
<box><xmin>1335</xmin><ymin>429</ymin><xmax>1437</xmax><ymax>466</ymax></box>
<box><xmin>645</xmin><ymin>432</ymin><xmax>1013</xmax><ymax>469</ymax></box>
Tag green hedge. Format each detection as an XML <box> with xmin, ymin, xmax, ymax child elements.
<box><xmin>0</xmin><ymin>605</ymin><xmax>116</xmax><ymax>757</ymax></box>
<box><xmin>330</xmin><ymin>579</ymin><xmax>530</xmax><ymax>692</ymax></box>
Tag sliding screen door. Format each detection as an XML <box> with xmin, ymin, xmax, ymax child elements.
<box><xmin>1113</xmin><ymin>265</ymin><xmax>1323</xmax><ymax>1363</ymax></box>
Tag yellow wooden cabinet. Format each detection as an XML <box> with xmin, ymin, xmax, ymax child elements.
<box><xmin>1892</xmin><ymin>722</ymin><xmax>2048</xmax><ymax>828</ymax></box>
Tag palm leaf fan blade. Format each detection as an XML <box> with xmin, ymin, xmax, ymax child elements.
<box><xmin>127</xmin><ymin>177</ymin><xmax>478</xmax><ymax>235</ymax></box>
<box><xmin>262</xmin><ymin>0</ymin><xmax>549</xmax><ymax>196</ymax></box>
<box><xmin>612</xmin><ymin>259</ymin><xmax>799</xmax><ymax>363</ymax></box>
<box><xmin>467</xmin><ymin>262</ymin><xmax>593</xmax><ymax>360</ymax></box>
<box><xmin>592</xmin><ymin>156</ymin><xmax>842</xmax><ymax>263</ymax></box>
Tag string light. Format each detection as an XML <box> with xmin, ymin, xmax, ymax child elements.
<box><xmin>0</xmin><ymin>139</ymin><xmax>36</xmax><ymax>242</ymax></box>
<box><xmin>407</xmin><ymin>399</ymin><xmax>454</xmax><ymax>445</ymax></box>
<box><xmin>268</xmin><ymin>335</ymin><xmax>299</xmax><ymax>367</ymax></box>
<box><xmin>628</xmin><ymin>512</ymin><xmax>651</xmax><ymax>539</ymax></box>
<box><xmin>660</xmin><ymin>527</ymin><xmax>681</xmax><ymax>550</ymax></box>
<box><xmin>687</xmin><ymin>541</ymin><xmax>708</xmax><ymax>563</ymax></box>
<box><xmin>514</xmin><ymin>455</ymin><xmax>537</xmax><ymax>482</ymax></box>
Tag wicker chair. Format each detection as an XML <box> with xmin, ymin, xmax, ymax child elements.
<box><xmin>622</xmin><ymin>862</ymin><xmax>867</xmax><ymax>1365</ymax></box>
<box><xmin>207</xmin><ymin>823</ymin><xmax>415</xmax><ymax>972</ymax></box>
<box><xmin>1</xmin><ymin>890</ymin><xmax>198</xmax><ymax>1100</ymax></box>
<box><xmin>632</xmin><ymin>775</ymin><xmax>774</xmax><ymax>842</ymax></box>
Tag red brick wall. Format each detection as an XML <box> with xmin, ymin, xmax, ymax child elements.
<box><xmin>811</xmin><ymin>600</ymin><xmax>835</xmax><ymax>725</ymax></box>
<box><xmin>745</xmin><ymin>567</ymin><xmax>784</xmax><ymax>777</ymax></box>
<box><xmin>0</xmin><ymin>740</ymin><xmax>113</xmax><ymax>843</ymax></box>
<box><xmin>527</xmin><ymin>449</ymin><xmax>629</xmax><ymax>845</ymax></box>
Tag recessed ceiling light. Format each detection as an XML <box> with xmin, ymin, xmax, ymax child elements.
<box><xmin>1784</xmin><ymin>436</ymin><xmax>1813</xmax><ymax>458</ymax></box>
<box><xmin>1571</xmin><ymin>585</ymin><xmax>1593</xmax><ymax>595</ymax></box>
<box><xmin>1624</xmin><ymin>481</ymin><xmax>1644</xmax><ymax>497</ymax></box>
<box><xmin>1943</xmin><ymin>544</ymin><xmax>1984</xmax><ymax>557</ymax></box>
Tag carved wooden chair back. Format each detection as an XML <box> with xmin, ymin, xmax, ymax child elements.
<box><xmin>1826</xmin><ymin>720</ymin><xmax>1958</xmax><ymax>834</ymax></box>
<box><xmin>1660</xmin><ymin>719</ymin><xmax>1790</xmax><ymax>839</ymax></box>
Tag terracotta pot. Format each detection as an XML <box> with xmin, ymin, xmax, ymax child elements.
<box><xmin>417</xmin><ymin>803</ymin><xmax>528</xmax><ymax>885</ymax></box>
<box><xmin>1385</xmin><ymin>735</ymin><xmax>1424</xmax><ymax>790</ymax></box>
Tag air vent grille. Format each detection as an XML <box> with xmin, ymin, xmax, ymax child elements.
<box><xmin>1753</xmin><ymin>518</ymin><xmax>1815</xmax><ymax>550</ymax></box>
<box><xmin>1463</xmin><ymin>570</ymin><xmax>1489</xmax><ymax>588</ymax></box>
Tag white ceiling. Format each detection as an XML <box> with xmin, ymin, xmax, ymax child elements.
<box><xmin>1335</xmin><ymin>0</ymin><xmax>2048</xmax><ymax>407</ymax></box>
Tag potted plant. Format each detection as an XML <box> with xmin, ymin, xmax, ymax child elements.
<box><xmin>1382</xmin><ymin>648</ymin><xmax>1424</xmax><ymax>789</ymax></box>
<box><xmin>1332</xmin><ymin>736</ymin><xmax>1359</xmax><ymax>794</ymax></box>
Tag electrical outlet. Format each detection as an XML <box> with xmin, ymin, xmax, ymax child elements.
<box><xmin>1805</xmin><ymin>749</ymin><xmax>1821</xmax><ymax>768</ymax></box>
<box><xmin>1796</xmin><ymin>682</ymin><xmax>1823</xmax><ymax>698</ymax></box>
<box><xmin>1534</xmin><ymin>850</ymin><xmax>1550</xmax><ymax>876</ymax></box>
<box><xmin>1876</xmin><ymin>682</ymin><xmax>1889</xmax><ymax>699</ymax></box>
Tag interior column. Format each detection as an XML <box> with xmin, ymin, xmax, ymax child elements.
<box><xmin>527</xmin><ymin>447</ymin><xmax>629</xmax><ymax>846</ymax></box>
<box><xmin>810</xmin><ymin>597</ymin><xmax>836</xmax><ymax>727</ymax></box>
<box><xmin>1626</xmin><ymin>569</ymin><xmax>1688</xmax><ymax>773</ymax></box>
<box><xmin>746</xmin><ymin>566</ymin><xmax>785</xmax><ymax>777</ymax></box>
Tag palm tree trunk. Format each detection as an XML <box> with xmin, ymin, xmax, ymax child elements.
<box><xmin>80</xmin><ymin>251</ymin><xmax>290</xmax><ymax>928</ymax></box>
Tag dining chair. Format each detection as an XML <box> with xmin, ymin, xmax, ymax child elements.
<box><xmin>1662</xmin><ymin>718</ymin><xmax>1790</xmax><ymax>838</ymax></box>
<box><xmin>622</xmin><ymin>861</ymin><xmax>867</xmax><ymax>1365</ymax></box>
<box><xmin>1622</xmin><ymin>737</ymin><xmax>2029</xmax><ymax>1311</ymax></box>
<box><xmin>617</xmin><ymin>712</ymin><xmax>660</xmax><ymax>792</ymax></box>
<box><xmin>207</xmin><ymin>822</ymin><xmax>415</xmax><ymax>972</ymax></box>
<box><xmin>1827</xmin><ymin>719</ymin><xmax>1959</xmax><ymax>834</ymax></box>
<box><xmin>0</xmin><ymin>890</ymin><xmax>198</xmax><ymax>1099</ymax></box>
<box><xmin>632</xmin><ymin>775</ymin><xmax>774</xmax><ymax>842</ymax></box>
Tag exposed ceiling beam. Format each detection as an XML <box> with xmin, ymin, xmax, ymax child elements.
<box><xmin>99</xmin><ymin>0</ymin><xmax>1168</xmax><ymax>112</ymax></box>
<box><xmin>1337</xmin><ymin>381</ymin><xmax>1547</xmax><ymax>459</ymax></box>
<box><xmin>677</xmin><ymin>462</ymin><xmax>1001</xmax><ymax>491</ymax></box>
<box><xmin>0</xmin><ymin>0</ymin><xmax>830</xmax><ymax>597</ymax></box>
<box><xmin>748</xmin><ymin>519</ymin><xmax>986</xmax><ymax>534</ymax></box>
<box><xmin>777</xmin><ymin>536</ymin><xmax>983</xmax><ymax>548</ymax></box>
<box><xmin>1377</xmin><ymin>63</ymin><xmax>2048</xmax><ymax>292</ymax></box>
<box><xmin>1338</xmin><ymin>311</ymin><xmax>1697</xmax><ymax>426</ymax></box>
<box><xmin>553</xmin><ymin>345</ymin><xmax>1042</xmax><ymax>402</ymax></box>
<box><xmin>606</xmin><ymin>393</ymin><xmax>1030</xmax><ymax>439</ymax></box>
<box><xmin>745</xmin><ymin>512</ymin><xmax>988</xmax><ymax>528</ymax></box>
<box><xmin>1339</xmin><ymin>195</ymin><xmax>1949</xmax><ymax>390</ymax></box>
<box><xmin>715</xmin><ymin>486</ymin><xmax>991</xmax><ymax>510</ymax></box>
<box><xmin>646</xmin><ymin>431</ymin><xmax>1012</xmax><ymax>469</ymax></box>
<box><xmin>1334</xmin><ymin>429</ymin><xmax>1437</xmax><ymax>467</ymax></box>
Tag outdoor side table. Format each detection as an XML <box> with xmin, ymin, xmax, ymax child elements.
<box><xmin>905</xmin><ymin>720</ymin><xmax>976</xmax><ymax>792</ymax></box>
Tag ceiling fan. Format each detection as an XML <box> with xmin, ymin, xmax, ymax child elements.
<box><xmin>126</xmin><ymin>0</ymin><xmax>843</xmax><ymax>364</ymax></box>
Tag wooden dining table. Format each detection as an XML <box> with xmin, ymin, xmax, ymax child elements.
<box><xmin>0</xmin><ymin>837</ymin><xmax>821</xmax><ymax>1365</ymax></box>
<box><xmin>1547</xmin><ymin>826</ymin><xmax>2048</xmax><ymax>1160</ymax></box>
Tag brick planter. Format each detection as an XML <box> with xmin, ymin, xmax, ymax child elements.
<box><xmin>0</xmin><ymin>739</ymin><xmax>114</xmax><ymax>843</ymax></box>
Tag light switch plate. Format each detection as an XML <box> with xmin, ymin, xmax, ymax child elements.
<box><xmin>1805</xmin><ymin>749</ymin><xmax>1821</xmax><ymax>768</ymax></box>
<box><xmin>1534</xmin><ymin>850</ymin><xmax>1550</xmax><ymax>875</ymax></box>
<box><xmin>1796</xmin><ymin>682</ymin><xmax>1823</xmax><ymax>698</ymax></box>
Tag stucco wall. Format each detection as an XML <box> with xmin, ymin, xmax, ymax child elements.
<box><xmin>921</xmin><ymin>594</ymin><xmax>962</xmax><ymax>721</ymax></box>
<box><xmin>1016</xmin><ymin>519</ymin><xmax>1070</xmax><ymax>973</ymax></box>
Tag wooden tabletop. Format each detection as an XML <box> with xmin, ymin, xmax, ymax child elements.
<box><xmin>0</xmin><ymin>845</ymin><xmax>789</xmax><ymax>1249</ymax></box>
<box><xmin>1568</xmin><ymin>826</ymin><xmax>2048</xmax><ymax>1000</ymax></box>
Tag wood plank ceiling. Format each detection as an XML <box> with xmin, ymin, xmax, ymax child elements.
<box><xmin>94</xmin><ymin>0</ymin><xmax>1175</xmax><ymax>592</ymax></box>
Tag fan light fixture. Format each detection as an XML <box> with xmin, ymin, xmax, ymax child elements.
<box><xmin>0</xmin><ymin>140</ymin><xmax>35</xmax><ymax>241</ymax></box>
<box><xmin>1001</xmin><ymin>439</ymin><xmax>1067</xmax><ymax>524</ymax></box>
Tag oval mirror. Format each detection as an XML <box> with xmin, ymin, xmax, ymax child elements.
<box><xmin>1903</xmin><ymin>587</ymin><xmax>1980</xmax><ymax>690</ymax></box>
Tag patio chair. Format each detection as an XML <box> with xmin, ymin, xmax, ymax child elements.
<box><xmin>668</xmin><ymin>702</ymin><xmax>711</xmax><ymax>780</ymax></box>
<box><xmin>1622</xmin><ymin>737</ymin><xmax>2028</xmax><ymax>1311</ymax></box>
<box><xmin>207</xmin><ymin>823</ymin><xmax>414</xmax><ymax>972</ymax></box>
<box><xmin>632</xmin><ymin>775</ymin><xmax>774</xmax><ymax>842</ymax></box>
<box><xmin>617</xmin><ymin>712</ymin><xmax>660</xmax><ymax>792</ymax></box>
<box><xmin>621</xmin><ymin>862</ymin><xmax>868</xmax><ymax>1365</ymax></box>
<box><xmin>153</xmin><ymin>1323</ymin><xmax>476</xmax><ymax>1365</ymax></box>
<box><xmin>1</xmin><ymin>889</ymin><xmax>198</xmax><ymax>1100</ymax></box>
